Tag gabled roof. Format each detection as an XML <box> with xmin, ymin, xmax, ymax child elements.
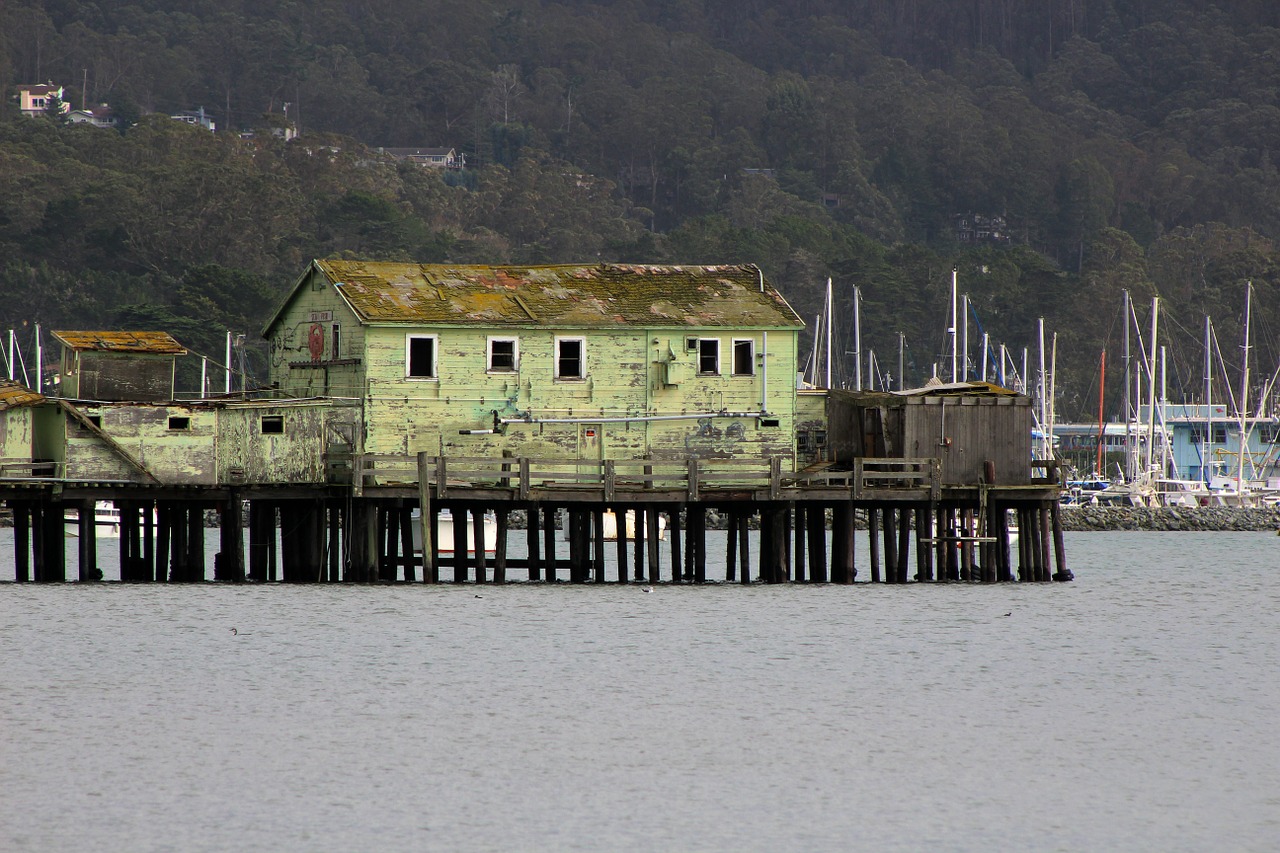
<box><xmin>52</xmin><ymin>331</ymin><xmax>187</xmax><ymax>355</ymax></box>
<box><xmin>266</xmin><ymin>261</ymin><xmax>804</xmax><ymax>333</ymax></box>
<box><xmin>0</xmin><ymin>379</ymin><xmax>43</xmax><ymax>410</ymax></box>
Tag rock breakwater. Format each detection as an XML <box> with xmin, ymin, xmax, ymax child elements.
<box><xmin>1060</xmin><ymin>505</ymin><xmax>1280</xmax><ymax>532</ymax></box>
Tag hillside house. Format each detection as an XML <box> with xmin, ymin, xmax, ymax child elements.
<box><xmin>68</xmin><ymin>104</ymin><xmax>117</xmax><ymax>128</ymax></box>
<box><xmin>171</xmin><ymin>107</ymin><xmax>215</xmax><ymax>131</ymax></box>
<box><xmin>14</xmin><ymin>83</ymin><xmax>69</xmax><ymax>118</ymax></box>
<box><xmin>263</xmin><ymin>261</ymin><xmax>805</xmax><ymax>467</ymax></box>
<box><xmin>378</xmin><ymin>147</ymin><xmax>465</xmax><ymax>169</ymax></box>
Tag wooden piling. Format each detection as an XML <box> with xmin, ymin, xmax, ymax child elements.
<box><xmin>77</xmin><ymin>500</ymin><xmax>96</xmax><ymax>581</ymax></box>
<box><xmin>527</xmin><ymin>504</ymin><xmax>541</xmax><ymax>581</ymax></box>
<box><xmin>882</xmin><ymin>507</ymin><xmax>898</xmax><ymax>584</ymax></box>
<box><xmin>472</xmin><ymin>506</ymin><xmax>488</xmax><ymax>583</ymax></box>
<box><xmin>1051</xmin><ymin>501</ymin><xmax>1072</xmax><ymax>582</ymax></box>
<box><xmin>542</xmin><ymin>506</ymin><xmax>557</xmax><ymax>582</ymax></box>
<box><xmin>614</xmin><ymin>506</ymin><xmax>628</xmax><ymax>583</ymax></box>
<box><xmin>868</xmin><ymin>507</ymin><xmax>881</xmax><ymax>583</ymax></box>
<box><xmin>646</xmin><ymin>507</ymin><xmax>661</xmax><ymax>583</ymax></box>
<box><xmin>633</xmin><ymin>507</ymin><xmax>646</xmax><ymax>582</ymax></box>
<box><xmin>689</xmin><ymin>504</ymin><xmax>706</xmax><ymax>583</ymax></box>
<box><xmin>669</xmin><ymin>507</ymin><xmax>683</xmax><ymax>583</ymax></box>
<box><xmin>495</xmin><ymin>509</ymin><xmax>508</xmax><ymax>583</ymax></box>
<box><xmin>807</xmin><ymin>504</ymin><xmax>827</xmax><ymax>583</ymax></box>
<box><xmin>896</xmin><ymin>508</ymin><xmax>910</xmax><ymax>584</ymax></box>
<box><xmin>738</xmin><ymin>511</ymin><xmax>751</xmax><ymax>584</ymax></box>
<box><xmin>725</xmin><ymin>511</ymin><xmax>737</xmax><ymax>583</ymax></box>
<box><xmin>13</xmin><ymin>501</ymin><xmax>30</xmax><ymax>582</ymax></box>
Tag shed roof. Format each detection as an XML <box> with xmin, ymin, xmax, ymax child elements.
<box><xmin>281</xmin><ymin>261</ymin><xmax>804</xmax><ymax>330</ymax></box>
<box><xmin>51</xmin><ymin>331</ymin><xmax>187</xmax><ymax>355</ymax></box>
<box><xmin>0</xmin><ymin>380</ymin><xmax>44</xmax><ymax>410</ymax></box>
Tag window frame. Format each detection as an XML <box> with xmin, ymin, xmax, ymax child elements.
<box><xmin>697</xmin><ymin>338</ymin><xmax>721</xmax><ymax>376</ymax></box>
<box><xmin>487</xmin><ymin>336</ymin><xmax>520</xmax><ymax>373</ymax></box>
<box><xmin>731</xmin><ymin>338</ymin><xmax>755</xmax><ymax>376</ymax></box>
<box><xmin>405</xmin><ymin>333</ymin><xmax>438</xmax><ymax>380</ymax></box>
<box><xmin>555</xmin><ymin>336</ymin><xmax>587</xmax><ymax>380</ymax></box>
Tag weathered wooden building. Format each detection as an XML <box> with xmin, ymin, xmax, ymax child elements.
<box><xmin>827</xmin><ymin>381</ymin><xmax>1034</xmax><ymax>485</ymax></box>
<box><xmin>0</xmin><ymin>268</ymin><xmax>1070</xmax><ymax>586</ymax></box>
<box><xmin>263</xmin><ymin>261</ymin><xmax>805</xmax><ymax>470</ymax></box>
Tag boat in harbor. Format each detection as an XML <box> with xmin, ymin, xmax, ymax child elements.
<box><xmin>410</xmin><ymin>508</ymin><xmax>497</xmax><ymax>555</ymax></box>
<box><xmin>564</xmin><ymin>509</ymin><xmax>666</xmax><ymax>541</ymax></box>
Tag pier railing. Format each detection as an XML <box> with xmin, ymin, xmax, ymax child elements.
<box><xmin>355</xmin><ymin>453</ymin><xmax>942</xmax><ymax>501</ymax></box>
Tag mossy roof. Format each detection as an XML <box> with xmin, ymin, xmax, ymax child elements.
<box><xmin>310</xmin><ymin>260</ymin><xmax>803</xmax><ymax>329</ymax></box>
<box><xmin>51</xmin><ymin>331</ymin><xmax>187</xmax><ymax>355</ymax></box>
<box><xmin>0</xmin><ymin>379</ymin><xmax>43</xmax><ymax>410</ymax></box>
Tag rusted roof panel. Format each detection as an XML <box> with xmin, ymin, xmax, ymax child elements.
<box><xmin>315</xmin><ymin>261</ymin><xmax>804</xmax><ymax>328</ymax></box>
<box><xmin>52</xmin><ymin>331</ymin><xmax>188</xmax><ymax>355</ymax></box>
<box><xmin>0</xmin><ymin>379</ymin><xmax>44</xmax><ymax>410</ymax></box>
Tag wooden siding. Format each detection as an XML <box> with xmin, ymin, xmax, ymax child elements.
<box><xmin>901</xmin><ymin>396</ymin><xmax>1033</xmax><ymax>485</ymax></box>
<box><xmin>0</xmin><ymin>408</ymin><xmax>34</xmax><ymax>471</ymax></box>
<box><xmin>216</xmin><ymin>404</ymin><xmax>354</xmax><ymax>484</ymax></box>
<box><xmin>359</xmin><ymin>325</ymin><xmax>799</xmax><ymax>466</ymax></box>
<box><xmin>64</xmin><ymin>404</ymin><xmax>217</xmax><ymax>483</ymax></box>
<box><xmin>827</xmin><ymin>391</ymin><xmax>1033</xmax><ymax>486</ymax></box>
<box><xmin>267</xmin><ymin>267</ymin><xmax>366</xmax><ymax>398</ymax></box>
<box><xmin>68</xmin><ymin>351</ymin><xmax>175</xmax><ymax>402</ymax></box>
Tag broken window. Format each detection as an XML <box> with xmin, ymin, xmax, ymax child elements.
<box><xmin>406</xmin><ymin>335</ymin><xmax>437</xmax><ymax>378</ymax></box>
<box><xmin>488</xmin><ymin>337</ymin><xmax>518</xmax><ymax>372</ymax></box>
<box><xmin>556</xmin><ymin>337</ymin><xmax>585</xmax><ymax>379</ymax></box>
<box><xmin>732</xmin><ymin>339</ymin><xmax>754</xmax><ymax>376</ymax></box>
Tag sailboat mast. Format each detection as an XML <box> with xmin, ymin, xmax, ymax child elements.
<box><xmin>825</xmin><ymin>277</ymin><xmax>833</xmax><ymax>390</ymax></box>
<box><xmin>961</xmin><ymin>293</ymin><xmax>969</xmax><ymax>382</ymax></box>
<box><xmin>853</xmin><ymin>286</ymin><xmax>862</xmax><ymax>391</ymax></box>
<box><xmin>1122</xmin><ymin>290</ymin><xmax>1133</xmax><ymax>480</ymax></box>
<box><xmin>950</xmin><ymin>267</ymin><xmax>959</xmax><ymax>382</ymax></box>
<box><xmin>1037</xmin><ymin>318</ymin><xmax>1047</xmax><ymax>459</ymax></box>
<box><xmin>1204</xmin><ymin>316</ymin><xmax>1212</xmax><ymax>485</ymax></box>
<box><xmin>1144</xmin><ymin>297</ymin><xmax>1159</xmax><ymax>475</ymax></box>
<box><xmin>1238</xmin><ymin>282</ymin><xmax>1252</xmax><ymax>492</ymax></box>
<box><xmin>1096</xmin><ymin>350</ymin><xmax>1106</xmax><ymax>475</ymax></box>
<box><xmin>898</xmin><ymin>332</ymin><xmax>905</xmax><ymax>391</ymax></box>
<box><xmin>981</xmin><ymin>331</ymin><xmax>989</xmax><ymax>383</ymax></box>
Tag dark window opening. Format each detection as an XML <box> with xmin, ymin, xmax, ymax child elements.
<box><xmin>331</xmin><ymin>323</ymin><xmax>341</xmax><ymax>358</ymax></box>
<box><xmin>407</xmin><ymin>336</ymin><xmax>436</xmax><ymax>378</ymax></box>
<box><xmin>698</xmin><ymin>339</ymin><xmax>720</xmax><ymax>374</ymax></box>
<box><xmin>558</xmin><ymin>339</ymin><xmax>584</xmax><ymax>379</ymax></box>
<box><xmin>261</xmin><ymin>415</ymin><xmax>284</xmax><ymax>434</ymax></box>
<box><xmin>489</xmin><ymin>339</ymin><xmax>517</xmax><ymax>371</ymax></box>
<box><xmin>733</xmin><ymin>339</ymin><xmax>754</xmax><ymax>376</ymax></box>
<box><xmin>168</xmin><ymin>416</ymin><xmax>191</xmax><ymax>430</ymax></box>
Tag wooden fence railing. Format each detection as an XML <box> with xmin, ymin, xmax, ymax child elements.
<box><xmin>355</xmin><ymin>453</ymin><xmax>943</xmax><ymax>500</ymax></box>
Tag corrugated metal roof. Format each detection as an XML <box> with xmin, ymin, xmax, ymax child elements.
<box><xmin>0</xmin><ymin>380</ymin><xmax>44</xmax><ymax>410</ymax></box>
<box><xmin>314</xmin><ymin>261</ymin><xmax>804</xmax><ymax>328</ymax></box>
<box><xmin>51</xmin><ymin>331</ymin><xmax>187</xmax><ymax>355</ymax></box>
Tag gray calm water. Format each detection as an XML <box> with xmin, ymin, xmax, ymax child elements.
<box><xmin>1</xmin><ymin>530</ymin><xmax>1278</xmax><ymax>852</ymax></box>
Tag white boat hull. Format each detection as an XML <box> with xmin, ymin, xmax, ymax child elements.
<box><xmin>410</xmin><ymin>510</ymin><xmax>497</xmax><ymax>555</ymax></box>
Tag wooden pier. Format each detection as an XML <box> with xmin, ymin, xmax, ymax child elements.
<box><xmin>2</xmin><ymin>452</ymin><xmax>1070</xmax><ymax>584</ymax></box>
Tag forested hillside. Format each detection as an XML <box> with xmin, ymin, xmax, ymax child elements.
<box><xmin>2</xmin><ymin>0</ymin><xmax>1279</xmax><ymax>419</ymax></box>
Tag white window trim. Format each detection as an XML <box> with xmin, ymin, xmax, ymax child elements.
<box><xmin>487</xmin><ymin>336</ymin><xmax>520</xmax><ymax>373</ymax></box>
<box><xmin>405</xmin><ymin>333</ymin><xmax>438</xmax><ymax>380</ymax></box>
<box><xmin>555</xmin><ymin>335</ymin><xmax>587</xmax><ymax>380</ymax></box>
<box><xmin>731</xmin><ymin>338</ymin><xmax>755</xmax><ymax>376</ymax></box>
<box><xmin>697</xmin><ymin>337</ymin><xmax>721</xmax><ymax>375</ymax></box>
